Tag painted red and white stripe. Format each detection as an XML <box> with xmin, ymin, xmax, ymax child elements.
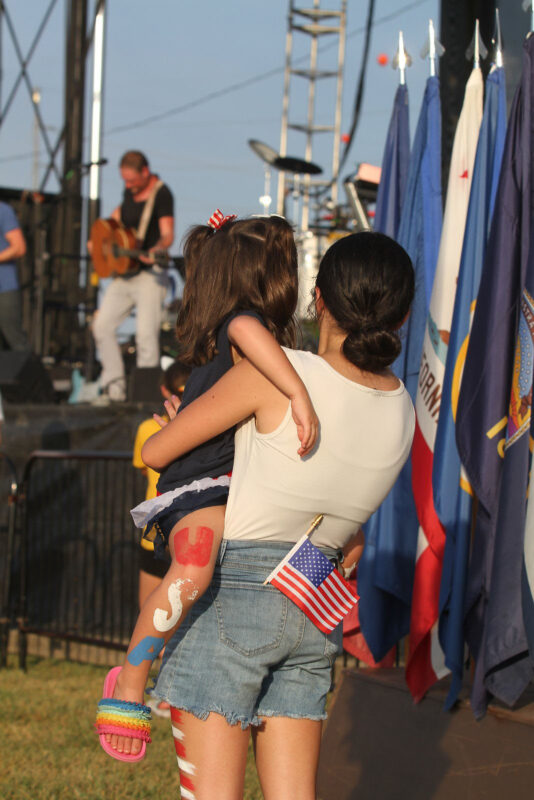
<box><xmin>171</xmin><ymin>707</ymin><xmax>197</xmax><ymax>800</ymax></box>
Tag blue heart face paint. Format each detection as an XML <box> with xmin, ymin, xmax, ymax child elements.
<box><xmin>127</xmin><ymin>635</ymin><xmax>165</xmax><ymax>666</ymax></box>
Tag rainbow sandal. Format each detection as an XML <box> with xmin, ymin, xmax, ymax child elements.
<box><xmin>95</xmin><ymin>666</ymin><xmax>152</xmax><ymax>763</ymax></box>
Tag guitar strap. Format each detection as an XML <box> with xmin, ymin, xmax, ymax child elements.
<box><xmin>136</xmin><ymin>178</ymin><xmax>164</xmax><ymax>246</ymax></box>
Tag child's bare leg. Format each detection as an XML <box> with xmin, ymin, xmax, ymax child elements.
<box><xmin>107</xmin><ymin>506</ymin><xmax>225</xmax><ymax>756</ymax></box>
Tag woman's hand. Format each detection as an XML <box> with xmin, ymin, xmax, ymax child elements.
<box><xmin>341</xmin><ymin>529</ymin><xmax>365</xmax><ymax>578</ymax></box>
<box><xmin>291</xmin><ymin>390</ymin><xmax>319</xmax><ymax>457</ymax></box>
<box><xmin>153</xmin><ymin>395</ymin><xmax>181</xmax><ymax>429</ymax></box>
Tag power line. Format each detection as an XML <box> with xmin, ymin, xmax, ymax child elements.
<box><xmin>105</xmin><ymin>0</ymin><xmax>431</xmax><ymax>136</ymax></box>
<box><xmin>337</xmin><ymin>0</ymin><xmax>376</xmax><ymax>178</ymax></box>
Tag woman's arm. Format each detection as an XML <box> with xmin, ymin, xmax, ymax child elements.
<box><xmin>142</xmin><ymin>358</ymin><xmax>276</xmax><ymax>471</ymax></box>
<box><xmin>227</xmin><ymin>315</ymin><xmax>318</xmax><ymax>456</ymax></box>
<box><xmin>341</xmin><ymin>529</ymin><xmax>365</xmax><ymax>579</ymax></box>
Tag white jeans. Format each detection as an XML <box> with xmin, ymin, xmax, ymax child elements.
<box><xmin>92</xmin><ymin>269</ymin><xmax>168</xmax><ymax>400</ymax></box>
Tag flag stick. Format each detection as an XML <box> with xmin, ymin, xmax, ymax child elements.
<box><xmin>305</xmin><ymin>513</ymin><xmax>324</xmax><ymax>538</ymax></box>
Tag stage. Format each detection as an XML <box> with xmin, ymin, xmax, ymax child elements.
<box><xmin>2</xmin><ymin>400</ymin><xmax>155</xmax><ymax>474</ymax></box>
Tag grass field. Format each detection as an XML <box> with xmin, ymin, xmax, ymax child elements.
<box><xmin>0</xmin><ymin>657</ymin><xmax>263</xmax><ymax>800</ymax></box>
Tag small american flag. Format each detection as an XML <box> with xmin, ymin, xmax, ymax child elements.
<box><xmin>265</xmin><ymin>534</ymin><xmax>359</xmax><ymax>633</ymax></box>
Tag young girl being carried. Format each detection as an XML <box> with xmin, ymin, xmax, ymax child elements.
<box><xmin>95</xmin><ymin>212</ymin><xmax>318</xmax><ymax>761</ymax></box>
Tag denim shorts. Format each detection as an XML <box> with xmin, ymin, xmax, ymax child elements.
<box><xmin>154</xmin><ymin>539</ymin><xmax>342</xmax><ymax>728</ymax></box>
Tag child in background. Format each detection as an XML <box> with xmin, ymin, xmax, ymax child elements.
<box><xmin>134</xmin><ymin>361</ymin><xmax>191</xmax><ymax>606</ymax></box>
<box><xmin>132</xmin><ymin>361</ymin><xmax>191</xmax><ymax>718</ymax></box>
<box><xmin>96</xmin><ymin>212</ymin><xmax>319</xmax><ymax>761</ymax></box>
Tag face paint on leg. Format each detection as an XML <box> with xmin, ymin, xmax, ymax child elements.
<box><xmin>173</xmin><ymin>525</ymin><xmax>214</xmax><ymax>566</ymax></box>
<box><xmin>180</xmin><ymin>774</ymin><xmax>196</xmax><ymax>793</ymax></box>
<box><xmin>174</xmin><ymin>738</ymin><xmax>187</xmax><ymax>757</ymax></box>
<box><xmin>177</xmin><ymin>756</ymin><xmax>196</xmax><ymax>776</ymax></box>
<box><xmin>153</xmin><ymin>578</ymin><xmax>196</xmax><ymax>632</ymax></box>
<box><xmin>172</xmin><ymin>713</ymin><xmax>197</xmax><ymax>798</ymax></box>
<box><xmin>172</xmin><ymin>723</ymin><xmax>184</xmax><ymax>741</ymax></box>
<box><xmin>126</xmin><ymin>635</ymin><xmax>165</xmax><ymax>666</ymax></box>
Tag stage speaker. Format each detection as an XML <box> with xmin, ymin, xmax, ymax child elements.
<box><xmin>0</xmin><ymin>351</ymin><xmax>54</xmax><ymax>403</ymax></box>
<box><xmin>128</xmin><ymin>366</ymin><xmax>162</xmax><ymax>403</ymax></box>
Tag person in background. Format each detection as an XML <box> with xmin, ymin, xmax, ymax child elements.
<box><xmin>132</xmin><ymin>359</ymin><xmax>191</xmax><ymax>718</ymax></box>
<box><xmin>91</xmin><ymin>151</ymin><xmax>174</xmax><ymax>401</ymax></box>
<box><xmin>0</xmin><ymin>201</ymin><xmax>30</xmax><ymax>352</ymax></box>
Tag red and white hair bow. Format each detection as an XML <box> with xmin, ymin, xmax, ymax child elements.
<box><xmin>207</xmin><ymin>208</ymin><xmax>237</xmax><ymax>231</ymax></box>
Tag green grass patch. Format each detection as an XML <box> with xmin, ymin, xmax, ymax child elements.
<box><xmin>0</xmin><ymin>657</ymin><xmax>263</xmax><ymax>799</ymax></box>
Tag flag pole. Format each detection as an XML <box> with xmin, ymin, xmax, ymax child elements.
<box><xmin>475</xmin><ymin>19</ymin><xmax>482</xmax><ymax>68</ymax></box>
<box><xmin>494</xmin><ymin>8</ymin><xmax>503</xmax><ymax>68</ymax></box>
<box><xmin>305</xmin><ymin>513</ymin><xmax>324</xmax><ymax>538</ymax></box>
<box><xmin>428</xmin><ymin>20</ymin><xmax>436</xmax><ymax>77</ymax></box>
<box><xmin>398</xmin><ymin>31</ymin><xmax>406</xmax><ymax>85</ymax></box>
<box><xmin>465</xmin><ymin>19</ymin><xmax>488</xmax><ymax>68</ymax></box>
<box><xmin>420</xmin><ymin>19</ymin><xmax>444</xmax><ymax>78</ymax></box>
<box><xmin>393</xmin><ymin>30</ymin><xmax>411</xmax><ymax>85</ymax></box>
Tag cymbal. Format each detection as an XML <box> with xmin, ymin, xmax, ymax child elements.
<box><xmin>248</xmin><ymin>139</ymin><xmax>280</xmax><ymax>166</ymax></box>
<box><xmin>273</xmin><ymin>155</ymin><xmax>323</xmax><ymax>175</ymax></box>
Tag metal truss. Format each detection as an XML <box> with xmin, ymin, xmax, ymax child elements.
<box><xmin>0</xmin><ymin>1</ymin><xmax>106</xmax><ymax>362</ymax></box>
<box><xmin>277</xmin><ymin>0</ymin><xmax>347</xmax><ymax>231</ymax></box>
<box><xmin>0</xmin><ymin>0</ymin><xmax>104</xmax><ymax>193</ymax></box>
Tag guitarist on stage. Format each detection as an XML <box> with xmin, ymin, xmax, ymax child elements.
<box><xmin>91</xmin><ymin>150</ymin><xmax>174</xmax><ymax>402</ymax></box>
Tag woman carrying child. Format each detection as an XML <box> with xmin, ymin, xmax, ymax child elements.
<box><xmin>99</xmin><ymin>230</ymin><xmax>415</xmax><ymax>800</ymax></box>
<box><xmin>95</xmin><ymin>212</ymin><xmax>318</xmax><ymax>760</ymax></box>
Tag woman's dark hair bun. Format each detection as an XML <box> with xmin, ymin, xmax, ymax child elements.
<box><xmin>316</xmin><ymin>231</ymin><xmax>414</xmax><ymax>372</ymax></box>
<box><xmin>342</xmin><ymin>328</ymin><xmax>402</xmax><ymax>373</ymax></box>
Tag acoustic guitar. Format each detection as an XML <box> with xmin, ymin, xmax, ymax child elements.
<box><xmin>90</xmin><ymin>218</ymin><xmax>169</xmax><ymax>278</ymax></box>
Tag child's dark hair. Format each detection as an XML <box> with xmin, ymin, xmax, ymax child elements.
<box><xmin>160</xmin><ymin>360</ymin><xmax>191</xmax><ymax>397</ymax></box>
<box><xmin>315</xmin><ymin>231</ymin><xmax>414</xmax><ymax>373</ymax></box>
<box><xmin>177</xmin><ymin>216</ymin><xmax>298</xmax><ymax>365</ymax></box>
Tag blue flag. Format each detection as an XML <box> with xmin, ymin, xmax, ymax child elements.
<box><xmin>359</xmin><ymin>76</ymin><xmax>442</xmax><ymax>660</ymax></box>
<box><xmin>374</xmin><ymin>83</ymin><xmax>410</xmax><ymax>238</ymax></box>
<box><xmin>433</xmin><ymin>66</ymin><xmax>506</xmax><ymax>710</ymax></box>
<box><xmin>482</xmin><ymin>256</ymin><xmax>534</xmax><ymax>709</ymax></box>
<box><xmin>456</xmin><ymin>36</ymin><xmax>534</xmax><ymax>718</ymax></box>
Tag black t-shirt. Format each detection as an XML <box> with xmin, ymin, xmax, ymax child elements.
<box><xmin>120</xmin><ymin>182</ymin><xmax>174</xmax><ymax>251</ymax></box>
<box><xmin>157</xmin><ymin>310</ymin><xmax>265</xmax><ymax>493</ymax></box>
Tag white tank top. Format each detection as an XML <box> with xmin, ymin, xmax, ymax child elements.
<box><xmin>223</xmin><ymin>349</ymin><xmax>415</xmax><ymax>550</ymax></box>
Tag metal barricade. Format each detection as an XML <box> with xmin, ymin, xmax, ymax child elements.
<box><xmin>16</xmin><ymin>450</ymin><xmax>146</xmax><ymax>669</ymax></box>
<box><xmin>0</xmin><ymin>452</ymin><xmax>19</xmax><ymax>667</ymax></box>
<box><xmin>5</xmin><ymin>449</ymin><xmax>403</xmax><ymax>674</ymax></box>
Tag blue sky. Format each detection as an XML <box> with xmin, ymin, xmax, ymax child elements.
<box><xmin>1</xmin><ymin>0</ymin><xmax>438</xmax><ymax>249</ymax></box>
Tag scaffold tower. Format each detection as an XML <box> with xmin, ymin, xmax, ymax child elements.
<box><xmin>277</xmin><ymin>0</ymin><xmax>347</xmax><ymax>231</ymax></box>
